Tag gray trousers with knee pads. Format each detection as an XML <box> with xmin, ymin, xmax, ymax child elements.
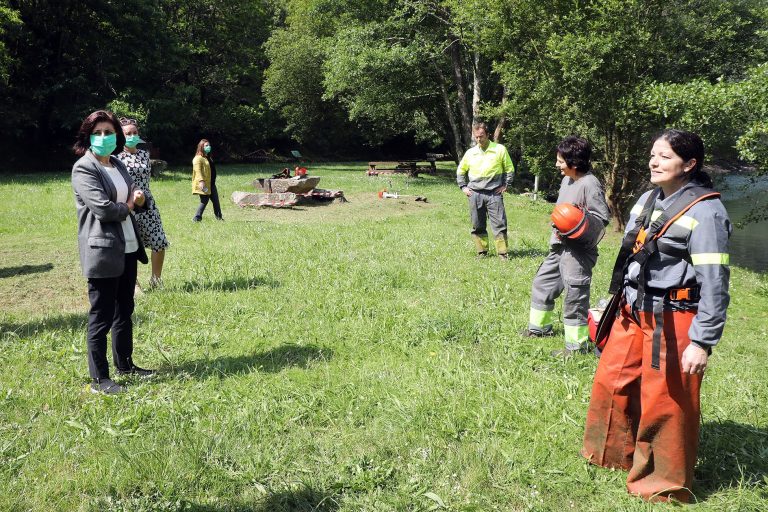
<box><xmin>528</xmin><ymin>244</ymin><xmax>597</xmax><ymax>349</ymax></box>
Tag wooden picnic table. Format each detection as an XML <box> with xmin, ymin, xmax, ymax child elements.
<box><xmin>367</xmin><ymin>159</ymin><xmax>437</xmax><ymax>177</ymax></box>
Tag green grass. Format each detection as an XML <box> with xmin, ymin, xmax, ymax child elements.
<box><xmin>1</xmin><ymin>163</ymin><xmax>767</xmax><ymax>511</ymax></box>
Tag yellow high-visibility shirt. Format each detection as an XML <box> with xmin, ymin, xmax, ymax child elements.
<box><xmin>457</xmin><ymin>141</ymin><xmax>514</xmax><ymax>191</ymax></box>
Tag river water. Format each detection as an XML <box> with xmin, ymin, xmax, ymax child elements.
<box><xmin>717</xmin><ymin>173</ymin><xmax>768</xmax><ymax>273</ymax></box>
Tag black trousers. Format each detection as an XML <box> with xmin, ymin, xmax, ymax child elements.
<box><xmin>194</xmin><ymin>183</ymin><xmax>222</xmax><ymax>220</ymax></box>
<box><xmin>86</xmin><ymin>251</ymin><xmax>138</xmax><ymax>379</ymax></box>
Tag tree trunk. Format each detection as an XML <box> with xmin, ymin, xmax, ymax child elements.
<box><xmin>448</xmin><ymin>37</ymin><xmax>473</xmax><ymax>148</ymax></box>
<box><xmin>604</xmin><ymin>128</ymin><xmax>631</xmax><ymax>232</ymax></box>
<box><xmin>472</xmin><ymin>50</ymin><xmax>481</xmax><ymax>121</ymax></box>
<box><xmin>493</xmin><ymin>85</ymin><xmax>508</xmax><ymax>142</ymax></box>
<box><xmin>435</xmin><ymin>64</ymin><xmax>464</xmax><ymax>162</ymax></box>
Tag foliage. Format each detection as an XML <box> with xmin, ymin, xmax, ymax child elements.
<box><xmin>644</xmin><ymin>63</ymin><xmax>768</xmax><ymax>173</ymax></box>
<box><xmin>0</xmin><ymin>1</ymin><xmax>20</xmax><ymax>83</ymax></box>
<box><xmin>478</xmin><ymin>0</ymin><xmax>768</xmax><ymax>228</ymax></box>
<box><xmin>0</xmin><ymin>0</ymin><xmax>766</xmax><ymax>204</ymax></box>
<box><xmin>0</xmin><ymin>0</ymin><xmax>278</xmax><ymax>164</ymax></box>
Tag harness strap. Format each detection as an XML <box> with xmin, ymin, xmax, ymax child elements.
<box><xmin>608</xmin><ymin>189</ymin><xmax>660</xmax><ymax>294</ymax></box>
<box><xmin>633</xmin><ymin>188</ymin><xmax>719</xmax><ymax>309</ymax></box>
<box><xmin>651</xmin><ymin>300</ymin><xmax>664</xmax><ymax>371</ymax></box>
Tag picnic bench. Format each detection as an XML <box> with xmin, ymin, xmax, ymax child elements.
<box><xmin>367</xmin><ymin>159</ymin><xmax>437</xmax><ymax>177</ymax></box>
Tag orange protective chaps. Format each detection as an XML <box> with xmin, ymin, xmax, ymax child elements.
<box><xmin>581</xmin><ymin>302</ymin><xmax>702</xmax><ymax>503</ymax></box>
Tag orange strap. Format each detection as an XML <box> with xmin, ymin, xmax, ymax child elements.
<box><xmin>632</xmin><ymin>192</ymin><xmax>720</xmax><ymax>254</ymax></box>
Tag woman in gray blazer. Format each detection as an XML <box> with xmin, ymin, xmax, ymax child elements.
<box><xmin>72</xmin><ymin>110</ymin><xmax>155</xmax><ymax>394</ymax></box>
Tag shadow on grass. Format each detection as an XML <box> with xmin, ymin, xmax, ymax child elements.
<box><xmin>0</xmin><ymin>263</ymin><xmax>54</xmax><ymax>279</ymax></box>
<box><xmin>187</xmin><ymin>486</ymin><xmax>340</xmax><ymax>512</ymax></box>
<box><xmin>694</xmin><ymin>420</ymin><xmax>768</xmax><ymax>499</ymax></box>
<box><xmin>172</xmin><ymin>344</ymin><xmax>333</xmax><ymax>378</ymax></box>
<box><xmin>252</xmin><ymin>486</ymin><xmax>340</xmax><ymax>512</ymax></box>
<box><xmin>508</xmin><ymin>247</ymin><xmax>549</xmax><ymax>259</ymax></box>
<box><xmin>1</xmin><ymin>312</ymin><xmax>87</xmax><ymax>338</ymax></box>
<box><xmin>178</xmin><ymin>276</ymin><xmax>279</xmax><ymax>292</ymax></box>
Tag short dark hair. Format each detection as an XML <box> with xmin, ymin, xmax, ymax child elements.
<box><xmin>556</xmin><ymin>136</ymin><xmax>592</xmax><ymax>174</ymax></box>
<box><xmin>472</xmin><ymin>121</ymin><xmax>489</xmax><ymax>134</ymax></box>
<box><xmin>73</xmin><ymin>110</ymin><xmax>125</xmax><ymax>156</ymax></box>
<box><xmin>655</xmin><ymin>129</ymin><xmax>712</xmax><ymax>188</ymax></box>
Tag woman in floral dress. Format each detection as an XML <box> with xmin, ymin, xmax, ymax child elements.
<box><xmin>117</xmin><ymin>118</ymin><xmax>169</xmax><ymax>288</ymax></box>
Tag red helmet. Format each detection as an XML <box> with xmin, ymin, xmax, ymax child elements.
<box><xmin>551</xmin><ymin>203</ymin><xmax>588</xmax><ymax>239</ymax></box>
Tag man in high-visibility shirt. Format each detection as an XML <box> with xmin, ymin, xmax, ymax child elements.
<box><xmin>457</xmin><ymin>122</ymin><xmax>515</xmax><ymax>259</ymax></box>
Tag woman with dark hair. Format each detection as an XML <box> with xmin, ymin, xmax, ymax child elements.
<box><xmin>524</xmin><ymin>136</ymin><xmax>610</xmax><ymax>356</ymax></box>
<box><xmin>71</xmin><ymin>110</ymin><xmax>155</xmax><ymax>394</ymax></box>
<box><xmin>191</xmin><ymin>139</ymin><xmax>223</xmax><ymax>221</ymax></box>
<box><xmin>581</xmin><ymin>129</ymin><xmax>731</xmax><ymax>502</ymax></box>
<box><xmin>117</xmin><ymin>118</ymin><xmax>169</xmax><ymax>289</ymax></box>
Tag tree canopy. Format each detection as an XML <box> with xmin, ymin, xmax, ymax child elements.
<box><xmin>1</xmin><ymin>0</ymin><xmax>766</xmax><ymax>223</ymax></box>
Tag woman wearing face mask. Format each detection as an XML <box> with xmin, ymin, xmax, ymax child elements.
<box><xmin>581</xmin><ymin>130</ymin><xmax>731</xmax><ymax>502</ymax></box>
<box><xmin>71</xmin><ymin>110</ymin><xmax>156</xmax><ymax>394</ymax></box>
<box><xmin>117</xmin><ymin>118</ymin><xmax>169</xmax><ymax>289</ymax></box>
<box><xmin>192</xmin><ymin>139</ymin><xmax>223</xmax><ymax>221</ymax></box>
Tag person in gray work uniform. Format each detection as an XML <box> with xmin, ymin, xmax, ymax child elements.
<box><xmin>457</xmin><ymin>121</ymin><xmax>515</xmax><ymax>259</ymax></box>
<box><xmin>524</xmin><ymin>136</ymin><xmax>610</xmax><ymax>356</ymax></box>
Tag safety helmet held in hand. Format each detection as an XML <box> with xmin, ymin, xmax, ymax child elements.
<box><xmin>551</xmin><ymin>203</ymin><xmax>588</xmax><ymax>239</ymax></box>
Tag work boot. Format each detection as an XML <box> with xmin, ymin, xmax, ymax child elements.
<box><xmin>494</xmin><ymin>235</ymin><xmax>509</xmax><ymax>256</ymax></box>
<box><xmin>472</xmin><ymin>234</ymin><xmax>489</xmax><ymax>254</ymax></box>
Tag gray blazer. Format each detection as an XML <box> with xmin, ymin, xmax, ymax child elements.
<box><xmin>72</xmin><ymin>152</ymin><xmax>149</xmax><ymax>278</ymax></box>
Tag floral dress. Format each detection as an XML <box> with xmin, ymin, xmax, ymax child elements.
<box><xmin>117</xmin><ymin>149</ymin><xmax>170</xmax><ymax>251</ymax></box>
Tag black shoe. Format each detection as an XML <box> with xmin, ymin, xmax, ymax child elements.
<box><xmin>90</xmin><ymin>378</ymin><xmax>125</xmax><ymax>395</ymax></box>
<box><xmin>498</xmin><ymin>253</ymin><xmax>509</xmax><ymax>261</ymax></box>
<box><xmin>216</xmin><ymin>216</ymin><xmax>224</xmax><ymax>221</ymax></box>
<box><xmin>550</xmin><ymin>347</ymin><xmax>590</xmax><ymax>358</ymax></box>
<box><xmin>520</xmin><ymin>328</ymin><xmax>555</xmax><ymax>338</ymax></box>
<box><xmin>116</xmin><ymin>364</ymin><xmax>156</xmax><ymax>378</ymax></box>
<box><xmin>192</xmin><ymin>216</ymin><xmax>202</xmax><ymax>222</ymax></box>
<box><xmin>476</xmin><ymin>252</ymin><xmax>488</xmax><ymax>259</ymax></box>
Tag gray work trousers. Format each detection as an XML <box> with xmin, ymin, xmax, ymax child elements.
<box><xmin>529</xmin><ymin>244</ymin><xmax>597</xmax><ymax>349</ymax></box>
<box><xmin>469</xmin><ymin>190</ymin><xmax>507</xmax><ymax>239</ymax></box>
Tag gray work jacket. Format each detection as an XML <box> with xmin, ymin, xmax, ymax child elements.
<box><xmin>72</xmin><ymin>152</ymin><xmax>149</xmax><ymax>278</ymax></box>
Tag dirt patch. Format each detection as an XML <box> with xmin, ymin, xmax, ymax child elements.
<box><xmin>231</xmin><ymin>191</ymin><xmax>435</xmax><ymax>225</ymax></box>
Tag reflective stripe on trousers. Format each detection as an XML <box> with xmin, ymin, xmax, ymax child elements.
<box><xmin>581</xmin><ymin>302</ymin><xmax>701</xmax><ymax>503</ymax></box>
<box><xmin>529</xmin><ymin>245</ymin><xmax>596</xmax><ymax>348</ymax></box>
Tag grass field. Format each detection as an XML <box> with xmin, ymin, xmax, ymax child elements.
<box><xmin>1</xmin><ymin>162</ymin><xmax>767</xmax><ymax>511</ymax></box>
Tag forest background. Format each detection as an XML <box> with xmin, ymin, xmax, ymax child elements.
<box><xmin>0</xmin><ymin>0</ymin><xmax>766</xmax><ymax>226</ymax></box>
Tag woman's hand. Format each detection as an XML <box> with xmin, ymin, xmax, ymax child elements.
<box><xmin>126</xmin><ymin>192</ymin><xmax>135</xmax><ymax>211</ymax></box>
<box><xmin>462</xmin><ymin>187</ymin><xmax>473</xmax><ymax>197</ymax></box>
<box><xmin>133</xmin><ymin>189</ymin><xmax>145</xmax><ymax>207</ymax></box>
<box><xmin>681</xmin><ymin>343</ymin><xmax>709</xmax><ymax>375</ymax></box>
<box><xmin>199</xmin><ymin>180</ymin><xmax>208</xmax><ymax>193</ymax></box>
